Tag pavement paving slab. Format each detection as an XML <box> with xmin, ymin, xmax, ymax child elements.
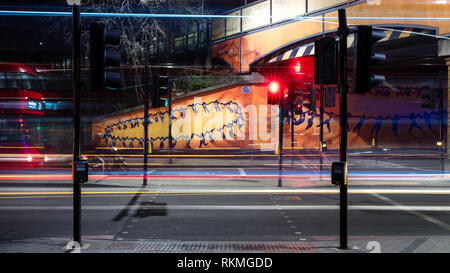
<box><xmin>1</xmin><ymin>236</ymin><xmax>450</xmax><ymax>253</ymax></box>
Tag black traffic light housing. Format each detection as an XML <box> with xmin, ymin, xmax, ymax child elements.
<box><xmin>152</xmin><ymin>75</ymin><xmax>170</xmax><ymax>108</ymax></box>
<box><xmin>420</xmin><ymin>83</ymin><xmax>436</xmax><ymax>109</ymax></box>
<box><xmin>314</xmin><ymin>37</ymin><xmax>338</xmax><ymax>85</ymax></box>
<box><xmin>90</xmin><ymin>22</ymin><xmax>121</xmax><ymax>90</ymax></box>
<box><xmin>301</xmin><ymin>88</ymin><xmax>316</xmax><ymax>112</ymax></box>
<box><xmin>353</xmin><ymin>25</ymin><xmax>386</xmax><ymax>94</ymax></box>
<box><xmin>293</xmin><ymin>95</ymin><xmax>303</xmax><ymax>114</ymax></box>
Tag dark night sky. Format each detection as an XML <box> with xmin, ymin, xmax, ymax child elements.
<box><xmin>0</xmin><ymin>1</ymin><xmax>255</xmax><ymax>63</ymax></box>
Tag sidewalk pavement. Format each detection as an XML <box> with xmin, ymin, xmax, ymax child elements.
<box><xmin>1</xmin><ymin>236</ymin><xmax>449</xmax><ymax>253</ymax></box>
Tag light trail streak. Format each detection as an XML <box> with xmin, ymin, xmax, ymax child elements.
<box><xmin>1</xmin><ymin>188</ymin><xmax>450</xmax><ymax>196</ymax></box>
<box><xmin>0</xmin><ymin>10</ymin><xmax>449</xmax><ymax>21</ymax></box>
<box><xmin>0</xmin><ymin>172</ymin><xmax>449</xmax><ymax>180</ymax></box>
<box><xmin>0</xmin><ymin>9</ymin><xmax>448</xmax><ymax>41</ymax></box>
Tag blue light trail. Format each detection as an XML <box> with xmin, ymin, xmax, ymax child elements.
<box><xmin>0</xmin><ymin>10</ymin><xmax>449</xmax><ymax>21</ymax></box>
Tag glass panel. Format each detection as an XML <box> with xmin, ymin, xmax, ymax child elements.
<box><xmin>211</xmin><ymin>18</ymin><xmax>226</xmax><ymax>40</ymax></box>
<box><xmin>308</xmin><ymin>0</ymin><xmax>349</xmax><ymax>13</ymax></box>
<box><xmin>242</xmin><ymin>0</ymin><xmax>271</xmax><ymax>31</ymax></box>
<box><xmin>226</xmin><ymin>10</ymin><xmax>241</xmax><ymax>36</ymax></box>
<box><xmin>272</xmin><ymin>0</ymin><xmax>307</xmax><ymax>23</ymax></box>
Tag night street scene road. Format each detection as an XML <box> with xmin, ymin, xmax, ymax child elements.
<box><xmin>0</xmin><ymin>0</ymin><xmax>449</xmax><ymax>264</ymax></box>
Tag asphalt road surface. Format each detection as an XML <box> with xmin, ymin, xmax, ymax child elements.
<box><xmin>1</xmin><ymin>153</ymin><xmax>449</xmax><ymax>253</ymax></box>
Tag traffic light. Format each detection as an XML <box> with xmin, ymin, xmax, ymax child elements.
<box><xmin>90</xmin><ymin>22</ymin><xmax>121</xmax><ymax>90</ymax></box>
<box><xmin>293</xmin><ymin>95</ymin><xmax>303</xmax><ymax>114</ymax></box>
<box><xmin>267</xmin><ymin>80</ymin><xmax>281</xmax><ymax>105</ymax></box>
<box><xmin>420</xmin><ymin>83</ymin><xmax>435</xmax><ymax>109</ymax></box>
<box><xmin>353</xmin><ymin>25</ymin><xmax>386</xmax><ymax>94</ymax></box>
<box><xmin>152</xmin><ymin>75</ymin><xmax>170</xmax><ymax>108</ymax></box>
<box><xmin>301</xmin><ymin>88</ymin><xmax>316</xmax><ymax>112</ymax></box>
<box><xmin>314</xmin><ymin>37</ymin><xmax>338</xmax><ymax>84</ymax></box>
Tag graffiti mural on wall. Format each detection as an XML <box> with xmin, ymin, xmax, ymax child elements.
<box><xmin>288</xmin><ymin>110</ymin><xmax>446</xmax><ymax>136</ymax></box>
<box><xmin>99</xmin><ymin>106</ymin><xmax>445</xmax><ymax>150</ymax></box>
<box><xmin>93</xmin><ymin>82</ymin><xmax>445</xmax><ymax>151</ymax></box>
<box><xmin>101</xmin><ymin>99</ymin><xmax>246</xmax><ymax>149</ymax></box>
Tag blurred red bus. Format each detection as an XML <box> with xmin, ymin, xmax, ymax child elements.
<box><xmin>0</xmin><ymin>62</ymin><xmax>45</xmax><ymax>168</ymax></box>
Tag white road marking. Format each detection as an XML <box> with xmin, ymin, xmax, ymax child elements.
<box><xmin>1</xmin><ymin>205</ymin><xmax>450</xmax><ymax>211</ymax></box>
<box><xmin>371</xmin><ymin>193</ymin><xmax>450</xmax><ymax>231</ymax></box>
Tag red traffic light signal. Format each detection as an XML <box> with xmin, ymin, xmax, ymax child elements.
<box><xmin>267</xmin><ymin>80</ymin><xmax>282</xmax><ymax>105</ymax></box>
<box><xmin>268</xmin><ymin>81</ymin><xmax>281</xmax><ymax>94</ymax></box>
<box><xmin>294</xmin><ymin>99</ymin><xmax>303</xmax><ymax>114</ymax></box>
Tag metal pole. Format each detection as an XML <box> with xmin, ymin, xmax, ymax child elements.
<box><xmin>72</xmin><ymin>4</ymin><xmax>81</xmax><ymax>245</ymax></box>
<box><xmin>290</xmin><ymin>87</ymin><xmax>294</xmax><ymax>151</ymax></box>
<box><xmin>320</xmin><ymin>85</ymin><xmax>324</xmax><ymax>151</ymax></box>
<box><xmin>143</xmin><ymin>64</ymin><xmax>149</xmax><ymax>186</ymax></box>
<box><xmin>438</xmin><ymin>71</ymin><xmax>445</xmax><ymax>177</ymax></box>
<box><xmin>338</xmin><ymin>8</ymin><xmax>348</xmax><ymax>250</ymax></box>
<box><xmin>167</xmin><ymin>76</ymin><xmax>173</xmax><ymax>164</ymax></box>
<box><xmin>440</xmin><ymin>71</ymin><xmax>445</xmax><ymax>161</ymax></box>
<box><xmin>319</xmin><ymin>85</ymin><xmax>324</xmax><ymax>180</ymax></box>
<box><xmin>278</xmin><ymin>90</ymin><xmax>283</xmax><ymax>187</ymax></box>
<box><xmin>168</xmin><ymin>0</ymin><xmax>173</xmax><ymax>164</ymax></box>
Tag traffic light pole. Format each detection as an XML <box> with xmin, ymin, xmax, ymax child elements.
<box><xmin>278</xmin><ymin>90</ymin><xmax>283</xmax><ymax>187</ymax></box>
<box><xmin>168</xmin><ymin>0</ymin><xmax>173</xmax><ymax>164</ymax></box>
<box><xmin>168</xmin><ymin>79</ymin><xmax>173</xmax><ymax>164</ymax></box>
<box><xmin>72</xmin><ymin>4</ymin><xmax>82</xmax><ymax>245</ymax></box>
<box><xmin>338</xmin><ymin>9</ymin><xmax>348</xmax><ymax>250</ymax></box>
<box><xmin>291</xmin><ymin>109</ymin><xmax>294</xmax><ymax>151</ymax></box>
<box><xmin>439</xmin><ymin>71</ymin><xmax>445</xmax><ymax>162</ymax></box>
<box><xmin>319</xmin><ymin>85</ymin><xmax>324</xmax><ymax>152</ymax></box>
<box><xmin>143</xmin><ymin>64</ymin><xmax>150</xmax><ymax>186</ymax></box>
<box><xmin>319</xmin><ymin>85</ymin><xmax>324</xmax><ymax>179</ymax></box>
<box><xmin>290</xmin><ymin>87</ymin><xmax>294</xmax><ymax>151</ymax></box>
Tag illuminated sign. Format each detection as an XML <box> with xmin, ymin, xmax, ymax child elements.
<box><xmin>28</xmin><ymin>99</ymin><xmax>43</xmax><ymax>111</ymax></box>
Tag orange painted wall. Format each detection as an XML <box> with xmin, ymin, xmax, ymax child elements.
<box><xmin>93</xmin><ymin>81</ymin><xmax>444</xmax><ymax>151</ymax></box>
<box><xmin>92</xmin><ymin>84</ymin><xmax>285</xmax><ymax>151</ymax></box>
